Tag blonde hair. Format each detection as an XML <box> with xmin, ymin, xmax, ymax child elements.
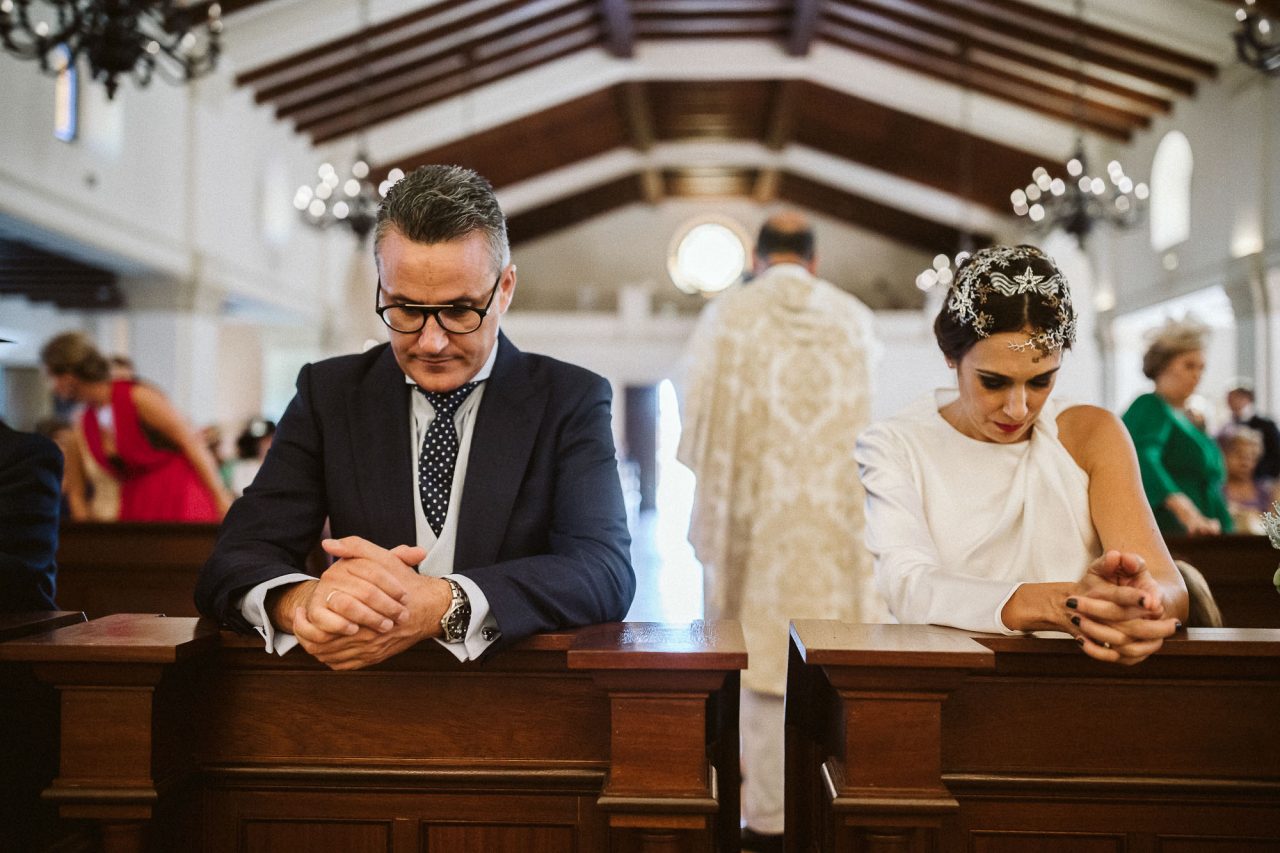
<box><xmin>1142</xmin><ymin>318</ymin><xmax>1208</xmax><ymax>380</ymax></box>
<box><xmin>40</xmin><ymin>331</ymin><xmax>109</xmax><ymax>382</ymax></box>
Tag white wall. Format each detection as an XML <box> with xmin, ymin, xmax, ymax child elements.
<box><xmin>0</xmin><ymin>48</ymin><xmax>359</xmax><ymax>435</ymax></box>
<box><xmin>1089</xmin><ymin>64</ymin><xmax>1280</xmax><ymax>414</ymax></box>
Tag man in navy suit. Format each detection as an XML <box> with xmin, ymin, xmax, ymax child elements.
<box><xmin>0</xmin><ymin>411</ymin><xmax>62</xmax><ymax>612</ymax></box>
<box><xmin>196</xmin><ymin>165</ymin><xmax>634</xmax><ymax>670</ymax></box>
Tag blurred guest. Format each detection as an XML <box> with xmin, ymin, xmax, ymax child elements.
<box><xmin>109</xmin><ymin>354</ymin><xmax>135</xmax><ymax>381</ymax></box>
<box><xmin>1219</xmin><ymin>425</ymin><xmax>1279</xmax><ymax>535</ymax></box>
<box><xmin>1122</xmin><ymin>320</ymin><xmax>1231</xmax><ymax>536</ymax></box>
<box><xmin>34</xmin><ymin>416</ymin><xmax>119</xmax><ymax>522</ymax></box>
<box><xmin>40</xmin><ymin>331</ymin><xmax>232</xmax><ymax>522</ymax></box>
<box><xmin>1224</xmin><ymin>382</ymin><xmax>1280</xmax><ymax>481</ymax></box>
<box><xmin>229</xmin><ymin>418</ymin><xmax>275</xmax><ymax>497</ymax></box>
<box><xmin>33</xmin><ymin>417</ymin><xmax>74</xmax><ymax>520</ymax></box>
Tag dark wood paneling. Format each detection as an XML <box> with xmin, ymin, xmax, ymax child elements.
<box><xmin>0</xmin><ymin>615</ymin><xmax>746</xmax><ymax>853</ymax></box>
<box><xmin>778</xmin><ymin>172</ymin><xmax>987</xmax><ymax>254</ymax></box>
<box><xmin>662</xmin><ymin>167</ymin><xmax>759</xmax><ymax>197</ymax></box>
<box><xmin>787</xmin><ymin>621</ymin><xmax>1280</xmax><ymax>853</ymax></box>
<box><xmin>1164</xmin><ymin>534</ymin><xmax>1280</xmax><ymax>628</ymax></box>
<box><xmin>384</xmin><ymin>88</ymin><xmax>630</xmax><ymax>189</ymax></box>
<box><xmin>649</xmin><ymin>79</ymin><xmax>776</xmax><ymax>141</ymax></box>
<box><xmin>507</xmin><ymin>175</ymin><xmax>647</xmax><ymax>246</ymax></box>
<box><xmin>791</xmin><ymin>80</ymin><xmax>1054</xmax><ymax>212</ymax></box>
<box><xmin>0</xmin><ymin>239</ymin><xmax>123</xmax><ymax>310</ymax></box>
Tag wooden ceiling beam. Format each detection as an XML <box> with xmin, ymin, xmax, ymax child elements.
<box><xmin>829</xmin><ymin>0</ymin><xmax>1172</xmax><ymax>115</ymax></box>
<box><xmin>846</xmin><ymin>0</ymin><xmax>1201</xmax><ymax>94</ymax></box>
<box><xmin>237</xmin><ymin>0</ymin><xmax>544</xmax><ymax>88</ymax></box>
<box><xmin>506</xmin><ymin>174</ymin><xmax>646</xmax><ymax>245</ymax></box>
<box><xmin>778</xmin><ymin>171</ymin><xmax>989</xmax><ymax>254</ymax></box>
<box><xmin>973</xmin><ymin>0</ymin><xmax>1218</xmax><ymax>77</ymax></box>
<box><xmin>598</xmin><ymin>0</ymin><xmax>635</xmax><ymax>57</ymax></box>
<box><xmin>498</xmin><ymin>153</ymin><xmax>991</xmax><ymax>254</ymax></box>
<box><xmin>633</xmin><ymin>0</ymin><xmax>789</xmax><ymax>11</ymax></box>
<box><xmin>633</xmin><ymin>16</ymin><xmax>786</xmax><ymax>36</ymax></box>
<box><xmin>372</xmin><ymin>88</ymin><xmax>629</xmax><ymax>189</ymax></box>
<box><xmin>276</xmin><ymin>5</ymin><xmax>594</xmax><ymax>120</ymax></box>
<box><xmin>763</xmin><ymin>78</ymin><xmax>798</xmax><ymax>150</ymax></box>
<box><xmin>791</xmin><ymin>79</ymin><xmax>1060</xmax><ymax>212</ymax></box>
<box><xmin>302</xmin><ymin>25</ymin><xmax>600</xmax><ymax>144</ymax></box>
<box><xmin>788</xmin><ymin>0</ymin><xmax>823</xmax><ymax>56</ymax></box>
<box><xmin>820</xmin><ymin>22</ymin><xmax>1136</xmax><ymax>140</ymax></box>
<box><xmin>621</xmin><ymin>82</ymin><xmax>664</xmax><ymax>203</ymax></box>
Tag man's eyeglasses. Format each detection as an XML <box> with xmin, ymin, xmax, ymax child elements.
<box><xmin>375</xmin><ymin>273</ymin><xmax>501</xmax><ymax>335</ymax></box>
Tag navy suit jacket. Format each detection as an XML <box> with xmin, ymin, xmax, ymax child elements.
<box><xmin>196</xmin><ymin>334</ymin><xmax>634</xmax><ymax>649</ymax></box>
<box><xmin>0</xmin><ymin>421</ymin><xmax>61</xmax><ymax>612</ymax></box>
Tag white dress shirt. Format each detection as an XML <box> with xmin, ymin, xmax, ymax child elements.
<box><xmin>237</xmin><ymin>344</ymin><xmax>501</xmax><ymax>661</ymax></box>
<box><xmin>855</xmin><ymin>389</ymin><xmax>1100</xmax><ymax>634</ymax></box>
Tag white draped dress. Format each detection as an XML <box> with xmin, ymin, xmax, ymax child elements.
<box><xmin>855</xmin><ymin>389</ymin><xmax>1101</xmax><ymax>634</ymax></box>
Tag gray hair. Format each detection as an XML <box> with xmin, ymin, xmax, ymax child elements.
<box><xmin>373</xmin><ymin>164</ymin><xmax>510</xmax><ymax>272</ymax></box>
<box><xmin>1141</xmin><ymin>318</ymin><xmax>1208</xmax><ymax>380</ymax></box>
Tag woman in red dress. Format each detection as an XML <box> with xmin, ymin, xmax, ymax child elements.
<box><xmin>41</xmin><ymin>332</ymin><xmax>232</xmax><ymax>522</ymax></box>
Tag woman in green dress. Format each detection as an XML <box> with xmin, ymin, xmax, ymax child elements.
<box><xmin>1122</xmin><ymin>320</ymin><xmax>1231</xmax><ymax>536</ymax></box>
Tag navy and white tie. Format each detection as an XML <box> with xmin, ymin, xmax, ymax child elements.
<box><xmin>416</xmin><ymin>382</ymin><xmax>478</xmax><ymax>535</ymax></box>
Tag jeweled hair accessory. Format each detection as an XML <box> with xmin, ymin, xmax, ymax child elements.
<box><xmin>946</xmin><ymin>245</ymin><xmax>1077</xmax><ymax>354</ymax></box>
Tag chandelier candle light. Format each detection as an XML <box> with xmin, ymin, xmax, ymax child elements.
<box><xmin>1010</xmin><ymin>142</ymin><xmax>1148</xmax><ymax>247</ymax></box>
<box><xmin>0</xmin><ymin>0</ymin><xmax>222</xmax><ymax>99</ymax></box>
<box><xmin>294</xmin><ymin>160</ymin><xmax>403</xmax><ymax>241</ymax></box>
<box><xmin>1235</xmin><ymin>0</ymin><xmax>1280</xmax><ymax>75</ymax></box>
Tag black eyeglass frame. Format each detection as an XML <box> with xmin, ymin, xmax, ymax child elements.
<box><xmin>374</xmin><ymin>272</ymin><xmax>503</xmax><ymax>335</ymax></box>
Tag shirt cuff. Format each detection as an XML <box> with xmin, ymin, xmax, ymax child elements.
<box><xmin>235</xmin><ymin>573</ymin><xmax>316</xmax><ymax>656</ymax></box>
<box><xmin>993</xmin><ymin>581</ymin><xmax>1027</xmax><ymax>635</ymax></box>
<box><xmin>433</xmin><ymin>573</ymin><xmax>500</xmax><ymax>662</ymax></box>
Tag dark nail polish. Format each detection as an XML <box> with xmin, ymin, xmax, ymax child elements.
<box><xmin>1071</xmin><ymin>615</ymin><xmax>1081</xmax><ymax>626</ymax></box>
<box><xmin>1175</xmin><ymin>621</ymin><xmax>1184</xmax><ymax>631</ymax></box>
<box><xmin>1066</xmin><ymin>598</ymin><xmax>1078</xmax><ymax>609</ymax></box>
<box><xmin>1075</xmin><ymin>637</ymin><xmax>1085</xmax><ymax>646</ymax></box>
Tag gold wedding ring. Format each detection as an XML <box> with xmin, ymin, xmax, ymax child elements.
<box><xmin>325</xmin><ymin>590</ymin><xmax>338</xmax><ymax>606</ymax></box>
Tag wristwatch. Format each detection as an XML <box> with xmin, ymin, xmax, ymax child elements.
<box><xmin>439</xmin><ymin>578</ymin><xmax>472</xmax><ymax>643</ymax></box>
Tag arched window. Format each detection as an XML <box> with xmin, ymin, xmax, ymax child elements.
<box><xmin>1149</xmin><ymin>131</ymin><xmax>1193</xmax><ymax>252</ymax></box>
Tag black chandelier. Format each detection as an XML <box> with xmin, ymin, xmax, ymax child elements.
<box><xmin>0</xmin><ymin>1</ymin><xmax>222</xmax><ymax>99</ymax></box>
<box><xmin>1008</xmin><ymin>0</ymin><xmax>1147</xmax><ymax>247</ymax></box>
<box><xmin>293</xmin><ymin>158</ymin><xmax>403</xmax><ymax>241</ymax></box>
<box><xmin>1011</xmin><ymin>140</ymin><xmax>1147</xmax><ymax>247</ymax></box>
<box><xmin>1235</xmin><ymin>1</ymin><xmax>1280</xmax><ymax>75</ymax></box>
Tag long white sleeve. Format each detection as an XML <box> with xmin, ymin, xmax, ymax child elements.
<box><xmin>856</xmin><ymin>422</ymin><xmax>1022</xmax><ymax>635</ymax></box>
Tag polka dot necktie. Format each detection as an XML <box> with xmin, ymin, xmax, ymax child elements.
<box><xmin>416</xmin><ymin>382</ymin><xmax>478</xmax><ymax>536</ymax></box>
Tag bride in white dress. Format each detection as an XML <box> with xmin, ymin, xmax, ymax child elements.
<box><xmin>856</xmin><ymin>245</ymin><xmax>1187</xmax><ymax>665</ymax></box>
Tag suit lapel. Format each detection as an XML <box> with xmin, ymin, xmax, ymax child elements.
<box><xmin>348</xmin><ymin>346</ymin><xmax>416</xmax><ymax>548</ymax></box>
<box><xmin>455</xmin><ymin>333</ymin><xmax>546</xmax><ymax>571</ymax></box>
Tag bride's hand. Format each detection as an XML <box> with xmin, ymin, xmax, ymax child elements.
<box><xmin>1068</xmin><ymin>550</ymin><xmax>1180</xmax><ymax>665</ymax></box>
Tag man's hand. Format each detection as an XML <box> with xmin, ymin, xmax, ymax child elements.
<box><xmin>270</xmin><ymin>536</ymin><xmax>454</xmax><ymax>670</ymax></box>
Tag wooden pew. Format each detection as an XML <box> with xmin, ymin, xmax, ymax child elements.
<box><xmin>0</xmin><ymin>612</ymin><xmax>86</xmax><ymax>853</ymax></box>
<box><xmin>0</xmin><ymin>614</ymin><xmax>746</xmax><ymax>853</ymax></box>
<box><xmin>54</xmin><ymin>522</ymin><xmax>218</xmax><ymax>617</ymax></box>
<box><xmin>786</xmin><ymin>620</ymin><xmax>1280</xmax><ymax>853</ymax></box>
<box><xmin>1165</xmin><ymin>534</ymin><xmax>1280</xmax><ymax>627</ymax></box>
<box><xmin>54</xmin><ymin>523</ymin><xmax>327</xmax><ymax>619</ymax></box>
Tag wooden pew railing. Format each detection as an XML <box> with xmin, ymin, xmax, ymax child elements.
<box><xmin>54</xmin><ymin>523</ymin><xmax>220</xmax><ymax>618</ymax></box>
<box><xmin>0</xmin><ymin>614</ymin><xmax>746</xmax><ymax>853</ymax></box>
<box><xmin>0</xmin><ymin>612</ymin><xmax>87</xmax><ymax>853</ymax></box>
<box><xmin>1165</xmin><ymin>533</ymin><xmax>1280</xmax><ymax>627</ymax></box>
<box><xmin>54</xmin><ymin>523</ymin><xmax>328</xmax><ymax>619</ymax></box>
<box><xmin>786</xmin><ymin>620</ymin><xmax>1280</xmax><ymax>853</ymax></box>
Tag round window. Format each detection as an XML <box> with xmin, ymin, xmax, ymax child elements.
<box><xmin>667</xmin><ymin>217</ymin><xmax>750</xmax><ymax>295</ymax></box>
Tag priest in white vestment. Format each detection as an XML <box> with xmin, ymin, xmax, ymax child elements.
<box><xmin>677</xmin><ymin>211</ymin><xmax>890</xmax><ymax>850</ymax></box>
